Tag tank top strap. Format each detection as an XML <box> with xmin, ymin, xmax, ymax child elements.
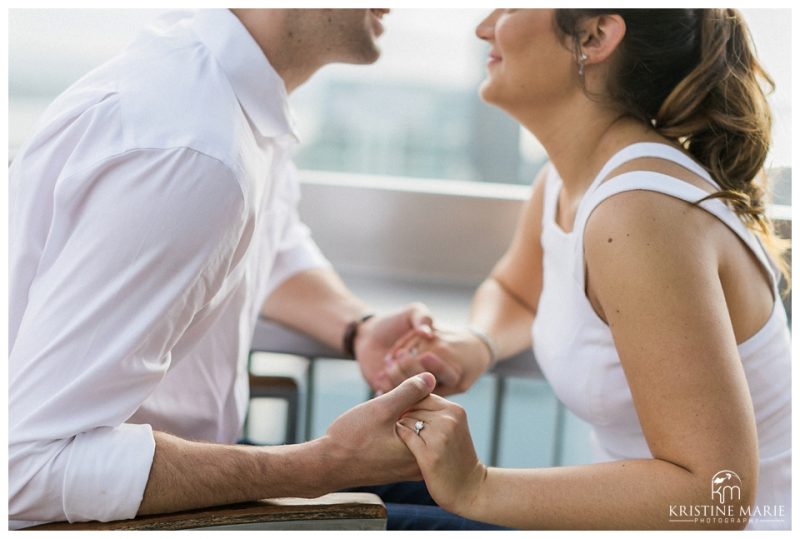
<box><xmin>584</xmin><ymin>142</ymin><xmax>720</xmax><ymax>196</ymax></box>
<box><xmin>572</xmin><ymin>170</ymin><xmax>780</xmax><ymax>296</ymax></box>
<box><xmin>541</xmin><ymin>162</ymin><xmax>561</xmax><ymax>230</ymax></box>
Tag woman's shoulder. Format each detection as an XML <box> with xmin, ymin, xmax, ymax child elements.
<box><xmin>583</xmin><ymin>187</ymin><xmax>721</xmax><ymax>274</ymax></box>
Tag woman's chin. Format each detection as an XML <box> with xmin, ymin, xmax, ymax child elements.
<box><xmin>477</xmin><ymin>81</ymin><xmax>500</xmax><ymax>105</ymax></box>
<box><xmin>478</xmin><ymin>85</ymin><xmax>515</xmax><ymax>113</ymax></box>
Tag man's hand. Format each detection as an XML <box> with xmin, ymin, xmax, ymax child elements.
<box><xmin>353</xmin><ymin>303</ymin><xmax>435</xmax><ymax>391</ymax></box>
<box><xmin>374</xmin><ymin>325</ymin><xmax>492</xmax><ymax>396</ymax></box>
<box><xmin>320</xmin><ymin>372</ymin><xmax>437</xmax><ymax>487</ymax></box>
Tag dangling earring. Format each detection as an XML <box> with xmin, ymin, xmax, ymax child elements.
<box><xmin>578</xmin><ymin>52</ymin><xmax>588</xmax><ymax>76</ymax></box>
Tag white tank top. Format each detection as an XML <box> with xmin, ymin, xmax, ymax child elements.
<box><xmin>531</xmin><ymin>143</ymin><xmax>791</xmax><ymax>530</ymax></box>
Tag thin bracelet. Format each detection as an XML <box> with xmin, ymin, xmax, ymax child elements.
<box><xmin>343</xmin><ymin>313</ymin><xmax>375</xmax><ymax>358</ymax></box>
<box><xmin>467</xmin><ymin>326</ymin><xmax>498</xmax><ymax>370</ymax></box>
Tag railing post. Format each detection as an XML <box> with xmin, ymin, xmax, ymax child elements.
<box><xmin>489</xmin><ymin>375</ymin><xmax>506</xmax><ymax>467</ymax></box>
<box><xmin>551</xmin><ymin>400</ymin><xmax>567</xmax><ymax>467</ymax></box>
<box><xmin>304</xmin><ymin>357</ymin><xmax>317</xmax><ymax>442</ymax></box>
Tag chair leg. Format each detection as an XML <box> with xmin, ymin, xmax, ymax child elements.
<box><xmin>247</xmin><ymin>374</ymin><xmax>300</xmax><ymax>445</ymax></box>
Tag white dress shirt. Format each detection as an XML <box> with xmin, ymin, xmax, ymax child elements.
<box><xmin>9</xmin><ymin>9</ymin><xmax>330</xmax><ymax>528</ymax></box>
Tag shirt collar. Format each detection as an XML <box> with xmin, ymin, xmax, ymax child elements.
<box><xmin>190</xmin><ymin>9</ymin><xmax>300</xmax><ymax>142</ymax></box>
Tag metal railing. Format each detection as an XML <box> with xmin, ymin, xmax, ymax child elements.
<box><xmin>247</xmin><ymin>317</ymin><xmax>545</xmax><ymax>467</ymax></box>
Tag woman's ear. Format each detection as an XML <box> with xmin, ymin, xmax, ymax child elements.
<box><xmin>578</xmin><ymin>14</ymin><xmax>626</xmax><ymax>65</ymax></box>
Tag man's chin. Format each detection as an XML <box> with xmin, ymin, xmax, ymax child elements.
<box><xmin>338</xmin><ymin>45</ymin><xmax>381</xmax><ymax>65</ymax></box>
<box><xmin>360</xmin><ymin>47</ymin><xmax>381</xmax><ymax>65</ymax></box>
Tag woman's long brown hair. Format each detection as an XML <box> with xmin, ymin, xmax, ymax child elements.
<box><xmin>555</xmin><ymin>8</ymin><xmax>790</xmax><ymax>292</ymax></box>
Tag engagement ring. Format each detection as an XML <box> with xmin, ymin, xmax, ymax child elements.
<box><xmin>414</xmin><ymin>420</ymin><xmax>425</xmax><ymax>435</ymax></box>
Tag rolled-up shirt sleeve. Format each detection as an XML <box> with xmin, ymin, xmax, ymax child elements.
<box><xmin>8</xmin><ymin>147</ymin><xmax>245</xmax><ymax>526</ymax></box>
<box><xmin>263</xmin><ymin>162</ymin><xmax>331</xmax><ymax>296</ymax></box>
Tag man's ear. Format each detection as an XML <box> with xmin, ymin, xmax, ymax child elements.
<box><xmin>578</xmin><ymin>15</ymin><xmax>626</xmax><ymax>66</ymax></box>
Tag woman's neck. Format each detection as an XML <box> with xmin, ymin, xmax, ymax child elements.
<box><xmin>513</xmin><ymin>98</ymin><xmax>652</xmax><ymax>200</ymax></box>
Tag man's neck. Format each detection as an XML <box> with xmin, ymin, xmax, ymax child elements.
<box><xmin>231</xmin><ymin>8</ymin><xmax>323</xmax><ymax>94</ymax></box>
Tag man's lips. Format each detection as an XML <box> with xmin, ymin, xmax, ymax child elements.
<box><xmin>369</xmin><ymin>9</ymin><xmax>388</xmax><ymax>36</ymax></box>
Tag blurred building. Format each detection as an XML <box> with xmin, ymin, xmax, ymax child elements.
<box><xmin>291</xmin><ymin>78</ymin><xmax>538</xmax><ymax>185</ymax></box>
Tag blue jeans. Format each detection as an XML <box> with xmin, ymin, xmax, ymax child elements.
<box><xmin>346</xmin><ymin>482</ymin><xmax>509</xmax><ymax>531</ymax></box>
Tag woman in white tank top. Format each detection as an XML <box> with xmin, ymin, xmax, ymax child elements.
<box><xmin>377</xmin><ymin>9</ymin><xmax>791</xmax><ymax>530</ymax></box>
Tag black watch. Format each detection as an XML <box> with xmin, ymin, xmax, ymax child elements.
<box><xmin>342</xmin><ymin>313</ymin><xmax>375</xmax><ymax>358</ymax></box>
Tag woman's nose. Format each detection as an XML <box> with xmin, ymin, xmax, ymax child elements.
<box><xmin>475</xmin><ymin>10</ymin><xmax>499</xmax><ymax>41</ymax></box>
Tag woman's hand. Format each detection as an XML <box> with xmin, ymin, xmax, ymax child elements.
<box><xmin>395</xmin><ymin>395</ymin><xmax>487</xmax><ymax>514</ymax></box>
<box><xmin>374</xmin><ymin>325</ymin><xmax>493</xmax><ymax>396</ymax></box>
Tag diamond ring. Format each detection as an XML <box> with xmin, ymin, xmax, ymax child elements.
<box><xmin>414</xmin><ymin>420</ymin><xmax>425</xmax><ymax>435</ymax></box>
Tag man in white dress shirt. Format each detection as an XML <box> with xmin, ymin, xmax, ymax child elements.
<box><xmin>8</xmin><ymin>9</ymin><xmax>440</xmax><ymax>527</ymax></box>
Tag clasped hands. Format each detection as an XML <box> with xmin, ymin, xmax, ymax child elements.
<box><xmin>355</xmin><ymin>304</ymin><xmax>492</xmax><ymax>397</ymax></box>
<box><xmin>324</xmin><ymin>304</ymin><xmax>491</xmax><ymax>513</ymax></box>
<box><xmin>324</xmin><ymin>371</ymin><xmax>486</xmax><ymax>516</ymax></box>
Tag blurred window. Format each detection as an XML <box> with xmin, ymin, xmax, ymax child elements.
<box><xmin>8</xmin><ymin>9</ymin><xmax>791</xmax><ymax>201</ymax></box>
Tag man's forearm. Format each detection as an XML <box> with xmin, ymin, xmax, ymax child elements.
<box><xmin>138</xmin><ymin>432</ymin><xmax>340</xmax><ymax>516</ymax></box>
<box><xmin>138</xmin><ymin>372</ymin><xmax>437</xmax><ymax>516</ymax></box>
<box><xmin>261</xmin><ymin>268</ymin><xmax>369</xmax><ymax>352</ymax></box>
